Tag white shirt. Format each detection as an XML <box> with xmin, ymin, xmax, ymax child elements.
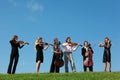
<box><xmin>84</xmin><ymin>46</ymin><xmax>89</xmax><ymax>51</ymax></box>
<box><xmin>62</xmin><ymin>43</ymin><xmax>78</xmax><ymax>53</ymax></box>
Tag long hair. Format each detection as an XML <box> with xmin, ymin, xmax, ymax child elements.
<box><xmin>105</xmin><ymin>37</ymin><xmax>109</xmax><ymax>41</ymax></box>
<box><xmin>12</xmin><ymin>35</ymin><xmax>18</xmax><ymax>41</ymax></box>
<box><xmin>34</xmin><ymin>37</ymin><xmax>42</xmax><ymax>50</ymax></box>
<box><xmin>104</xmin><ymin>37</ymin><xmax>111</xmax><ymax>45</ymax></box>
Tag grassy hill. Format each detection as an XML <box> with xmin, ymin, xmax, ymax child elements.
<box><xmin>0</xmin><ymin>72</ymin><xmax>120</xmax><ymax>80</ymax></box>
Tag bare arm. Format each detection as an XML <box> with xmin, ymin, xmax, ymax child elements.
<box><xmin>72</xmin><ymin>44</ymin><xmax>80</xmax><ymax>51</ymax></box>
<box><xmin>43</xmin><ymin>44</ymin><xmax>49</xmax><ymax>50</ymax></box>
<box><xmin>99</xmin><ymin>43</ymin><xmax>105</xmax><ymax>47</ymax></box>
<box><xmin>99</xmin><ymin>42</ymin><xmax>111</xmax><ymax>48</ymax></box>
<box><xmin>105</xmin><ymin>43</ymin><xmax>111</xmax><ymax>48</ymax></box>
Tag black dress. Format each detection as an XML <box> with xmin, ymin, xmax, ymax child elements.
<box><xmin>36</xmin><ymin>44</ymin><xmax>44</xmax><ymax>63</ymax></box>
<box><xmin>103</xmin><ymin>44</ymin><xmax>111</xmax><ymax>63</ymax></box>
<box><xmin>7</xmin><ymin>40</ymin><xmax>24</xmax><ymax>74</ymax></box>
<box><xmin>50</xmin><ymin>43</ymin><xmax>63</xmax><ymax>73</ymax></box>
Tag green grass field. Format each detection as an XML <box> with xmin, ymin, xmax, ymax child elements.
<box><xmin>0</xmin><ymin>72</ymin><xmax>120</xmax><ymax>80</ymax></box>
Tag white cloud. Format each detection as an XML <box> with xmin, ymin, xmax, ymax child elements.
<box><xmin>8</xmin><ymin>0</ymin><xmax>43</xmax><ymax>22</ymax></box>
<box><xmin>8</xmin><ymin>0</ymin><xmax>17</xmax><ymax>6</ymax></box>
<box><xmin>26</xmin><ymin>15</ymin><xmax>37</xmax><ymax>22</ymax></box>
<box><xmin>8</xmin><ymin>0</ymin><xmax>44</xmax><ymax>12</ymax></box>
<box><xmin>27</xmin><ymin>0</ymin><xmax>44</xmax><ymax>12</ymax></box>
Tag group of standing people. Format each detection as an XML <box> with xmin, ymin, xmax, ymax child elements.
<box><xmin>7</xmin><ymin>35</ymin><xmax>112</xmax><ymax>74</ymax></box>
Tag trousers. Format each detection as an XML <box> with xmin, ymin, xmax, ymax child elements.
<box><xmin>64</xmin><ymin>52</ymin><xmax>76</xmax><ymax>72</ymax></box>
<box><xmin>7</xmin><ymin>54</ymin><xmax>19</xmax><ymax>74</ymax></box>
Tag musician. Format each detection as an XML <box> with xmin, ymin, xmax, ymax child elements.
<box><xmin>50</xmin><ymin>38</ymin><xmax>63</xmax><ymax>73</ymax></box>
<box><xmin>81</xmin><ymin>41</ymin><xmax>94</xmax><ymax>72</ymax></box>
<box><xmin>62</xmin><ymin>37</ymin><xmax>80</xmax><ymax>72</ymax></box>
<box><xmin>35</xmin><ymin>37</ymin><xmax>49</xmax><ymax>73</ymax></box>
<box><xmin>7</xmin><ymin>35</ymin><xmax>26</xmax><ymax>74</ymax></box>
<box><xmin>99</xmin><ymin>37</ymin><xmax>111</xmax><ymax>72</ymax></box>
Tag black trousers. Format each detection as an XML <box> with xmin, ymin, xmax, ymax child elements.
<box><xmin>7</xmin><ymin>54</ymin><xmax>19</xmax><ymax>74</ymax></box>
<box><xmin>50</xmin><ymin>54</ymin><xmax>60</xmax><ymax>73</ymax></box>
<box><xmin>84</xmin><ymin>66</ymin><xmax>93</xmax><ymax>72</ymax></box>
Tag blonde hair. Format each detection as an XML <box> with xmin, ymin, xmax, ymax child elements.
<box><xmin>34</xmin><ymin>37</ymin><xmax>42</xmax><ymax>50</ymax></box>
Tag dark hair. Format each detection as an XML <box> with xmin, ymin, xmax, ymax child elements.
<box><xmin>104</xmin><ymin>37</ymin><xmax>109</xmax><ymax>40</ymax></box>
<box><xmin>54</xmin><ymin>38</ymin><xmax>61</xmax><ymax>45</ymax></box>
<box><xmin>12</xmin><ymin>35</ymin><xmax>18</xmax><ymax>40</ymax></box>
<box><xmin>54</xmin><ymin>38</ymin><xmax>58</xmax><ymax>43</ymax></box>
<box><xmin>66</xmin><ymin>37</ymin><xmax>71</xmax><ymax>42</ymax></box>
<box><xmin>84</xmin><ymin>41</ymin><xmax>91</xmax><ymax>47</ymax></box>
<box><xmin>84</xmin><ymin>41</ymin><xmax>88</xmax><ymax>46</ymax></box>
<box><xmin>104</xmin><ymin>37</ymin><xmax>111</xmax><ymax>44</ymax></box>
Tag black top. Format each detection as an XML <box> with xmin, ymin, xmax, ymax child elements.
<box><xmin>81</xmin><ymin>47</ymin><xmax>93</xmax><ymax>61</ymax></box>
<box><xmin>104</xmin><ymin>43</ymin><xmax>111</xmax><ymax>55</ymax></box>
<box><xmin>103</xmin><ymin>43</ymin><xmax>111</xmax><ymax>62</ymax></box>
<box><xmin>36</xmin><ymin>44</ymin><xmax>44</xmax><ymax>62</ymax></box>
<box><xmin>10</xmin><ymin>40</ymin><xmax>24</xmax><ymax>55</ymax></box>
<box><xmin>36</xmin><ymin>44</ymin><xmax>43</xmax><ymax>54</ymax></box>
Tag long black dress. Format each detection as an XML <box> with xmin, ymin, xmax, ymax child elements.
<box><xmin>50</xmin><ymin>43</ymin><xmax>63</xmax><ymax>73</ymax></box>
<box><xmin>36</xmin><ymin>44</ymin><xmax>44</xmax><ymax>63</ymax></box>
<box><xmin>103</xmin><ymin>43</ymin><xmax>111</xmax><ymax>63</ymax></box>
<box><xmin>7</xmin><ymin>40</ymin><xmax>24</xmax><ymax>74</ymax></box>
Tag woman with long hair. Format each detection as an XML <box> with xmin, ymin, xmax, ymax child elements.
<box><xmin>99</xmin><ymin>37</ymin><xmax>112</xmax><ymax>72</ymax></box>
<box><xmin>35</xmin><ymin>37</ymin><xmax>49</xmax><ymax>73</ymax></box>
<box><xmin>7</xmin><ymin>35</ymin><xmax>26</xmax><ymax>74</ymax></box>
<box><xmin>50</xmin><ymin>38</ymin><xmax>63</xmax><ymax>73</ymax></box>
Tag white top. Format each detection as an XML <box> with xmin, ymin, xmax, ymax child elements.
<box><xmin>62</xmin><ymin>43</ymin><xmax>79</xmax><ymax>53</ymax></box>
<box><xmin>84</xmin><ymin>46</ymin><xmax>89</xmax><ymax>51</ymax></box>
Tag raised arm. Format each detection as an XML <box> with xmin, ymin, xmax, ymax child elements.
<box><xmin>72</xmin><ymin>44</ymin><xmax>80</xmax><ymax>51</ymax></box>
<box><xmin>19</xmin><ymin>44</ymin><xmax>25</xmax><ymax>49</ymax></box>
<box><xmin>43</xmin><ymin>44</ymin><xmax>49</xmax><ymax>50</ymax></box>
<box><xmin>99</xmin><ymin>43</ymin><xmax>105</xmax><ymax>47</ymax></box>
<box><xmin>62</xmin><ymin>43</ymin><xmax>67</xmax><ymax>48</ymax></box>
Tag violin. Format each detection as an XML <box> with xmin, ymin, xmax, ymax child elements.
<box><xmin>68</xmin><ymin>42</ymin><xmax>82</xmax><ymax>47</ymax></box>
<box><xmin>16</xmin><ymin>41</ymin><xmax>29</xmax><ymax>45</ymax></box>
<box><xmin>40</xmin><ymin>42</ymin><xmax>53</xmax><ymax>46</ymax></box>
<box><xmin>68</xmin><ymin>42</ymin><xmax>78</xmax><ymax>46</ymax></box>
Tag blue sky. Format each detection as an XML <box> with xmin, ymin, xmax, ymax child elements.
<box><xmin>0</xmin><ymin>0</ymin><xmax>120</xmax><ymax>73</ymax></box>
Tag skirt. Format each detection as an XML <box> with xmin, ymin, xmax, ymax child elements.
<box><xmin>36</xmin><ymin>52</ymin><xmax>43</xmax><ymax>63</ymax></box>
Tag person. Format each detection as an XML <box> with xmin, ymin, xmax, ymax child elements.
<box><xmin>50</xmin><ymin>38</ymin><xmax>63</xmax><ymax>73</ymax></box>
<box><xmin>62</xmin><ymin>37</ymin><xmax>80</xmax><ymax>72</ymax></box>
<box><xmin>35</xmin><ymin>37</ymin><xmax>49</xmax><ymax>73</ymax></box>
<box><xmin>99</xmin><ymin>37</ymin><xmax>112</xmax><ymax>72</ymax></box>
<box><xmin>7</xmin><ymin>35</ymin><xmax>27</xmax><ymax>74</ymax></box>
<box><xmin>81</xmin><ymin>41</ymin><xmax>94</xmax><ymax>72</ymax></box>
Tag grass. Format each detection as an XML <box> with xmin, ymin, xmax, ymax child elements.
<box><xmin>0</xmin><ymin>72</ymin><xmax>120</xmax><ymax>80</ymax></box>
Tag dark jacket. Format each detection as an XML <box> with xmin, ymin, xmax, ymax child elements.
<box><xmin>81</xmin><ymin>47</ymin><xmax>94</xmax><ymax>61</ymax></box>
<box><xmin>10</xmin><ymin>40</ymin><xmax>24</xmax><ymax>55</ymax></box>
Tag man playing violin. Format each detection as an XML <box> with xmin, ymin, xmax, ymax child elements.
<box><xmin>62</xmin><ymin>37</ymin><xmax>80</xmax><ymax>72</ymax></box>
